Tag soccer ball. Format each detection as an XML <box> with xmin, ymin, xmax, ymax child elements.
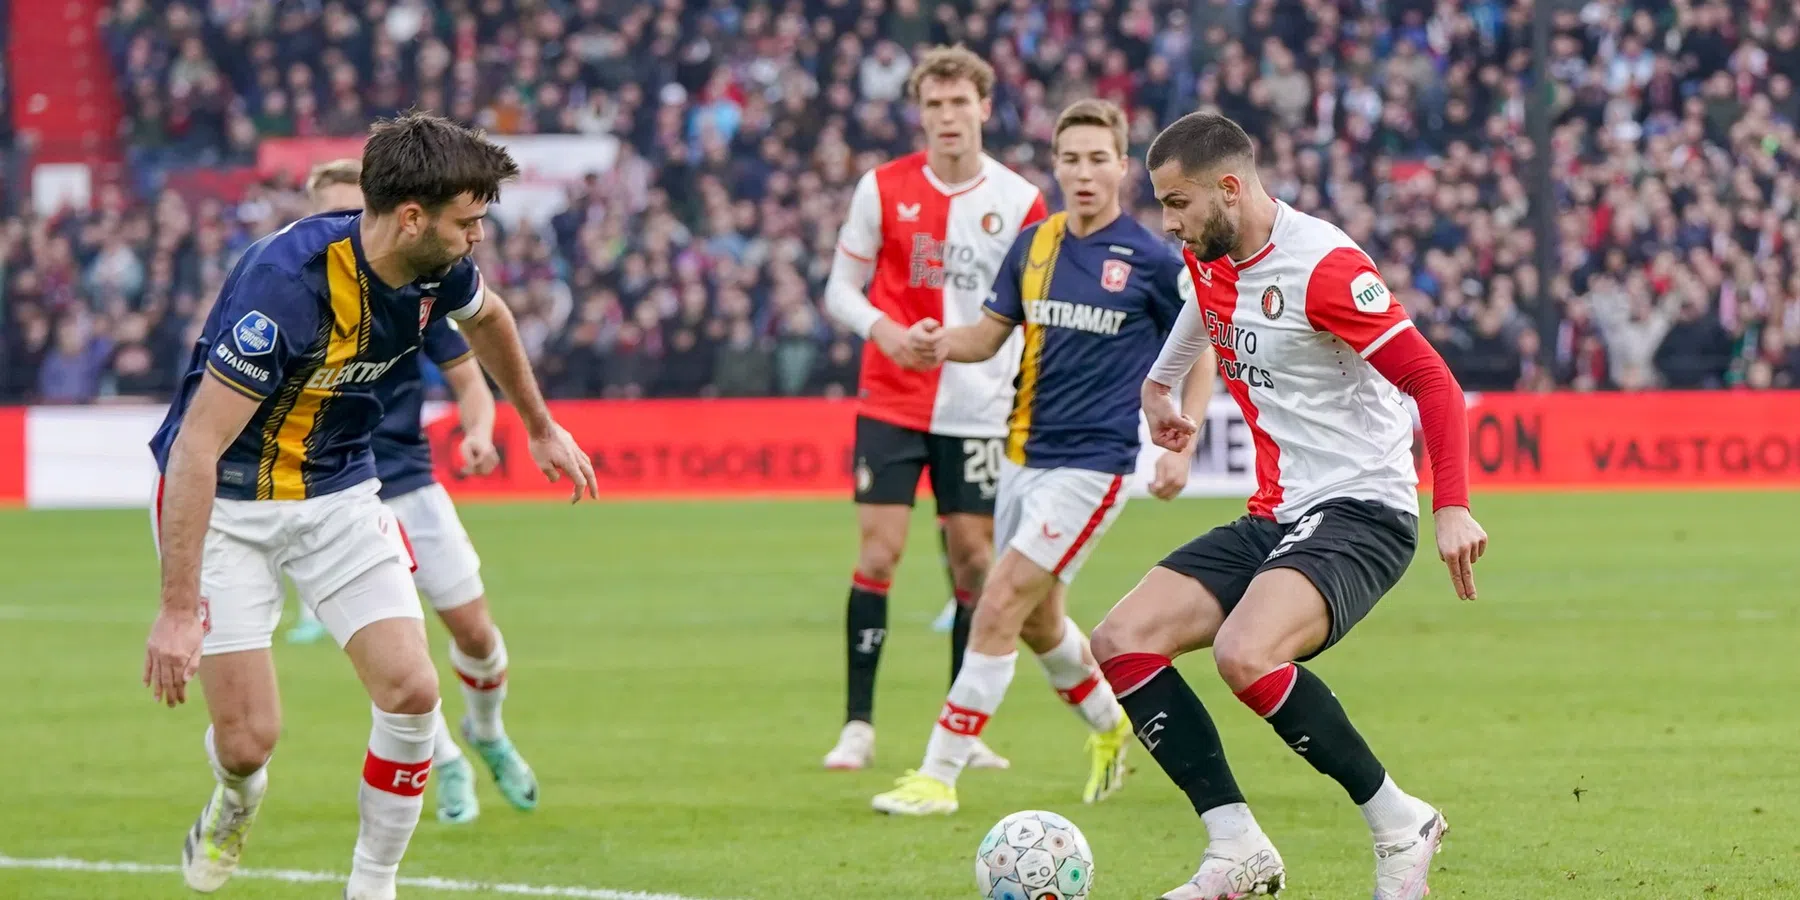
<box><xmin>974</xmin><ymin>810</ymin><xmax>1094</xmax><ymax>899</ymax></box>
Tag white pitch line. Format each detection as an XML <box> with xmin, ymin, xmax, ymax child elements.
<box><xmin>0</xmin><ymin>853</ymin><xmax>734</xmax><ymax>900</ymax></box>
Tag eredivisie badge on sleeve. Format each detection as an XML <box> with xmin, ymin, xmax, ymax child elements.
<box><xmin>233</xmin><ymin>311</ymin><xmax>278</xmax><ymax>356</ymax></box>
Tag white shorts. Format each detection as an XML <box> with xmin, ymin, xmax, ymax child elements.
<box><xmin>151</xmin><ymin>478</ymin><xmax>423</xmax><ymax>655</ymax></box>
<box><xmin>993</xmin><ymin>460</ymin><xmax>1129</xmax><ymax>584</ymax></box>
<box><xmin>385</xmin><ymin>482</ymin><xmax>485</xmax><ymax>611</ymax></box>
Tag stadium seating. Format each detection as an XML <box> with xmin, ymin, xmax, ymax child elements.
<box><xmin>1</xmin><ymin>0</ymin><xmax>1797</xmax><ymax>403</ymax></box>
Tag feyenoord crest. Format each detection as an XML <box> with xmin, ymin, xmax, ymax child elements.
<box><xmin>1101</xmin><ymin>259</ymin><xmax>1132</xmax><ymax>292</ymax></box>
<box><xmin>418</xmin><ymin>296</ymin><xmax>435</xmax><ymax>332</ymax></box>
<box><xmin>1260</xmin><ymin>285</ymin><xmax>1284</xmax><ymax>319</ymax></box>
<box><xmin>980</xmin><ymin>211</ymin><xmax>1004</xmax><ymax>235</ymax></box>
<box><xmin>855</xmin><ymin>458</ymin><xmax>873</xmax><ymax>494</ymax></box>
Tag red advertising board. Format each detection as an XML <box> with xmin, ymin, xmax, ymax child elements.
<box><xmin>426</xmin><ymin>398</ymin><xmax>862</xmax><ymax>500</ymax></box>
<box><xmin>0</xmin><ymin>406</ymin><xmax>22</xmax><ymax>505</ymax></box>
<box><xmin>1416</xmin><ymin>391</ymin><xmax>1800</xmax><ymax>490</ymax></box>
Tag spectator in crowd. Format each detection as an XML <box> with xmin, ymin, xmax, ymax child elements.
<box><xmin>0</xmin><ymin>0</ymin><xmax>1795</xmax><ymax>405</ymax></box>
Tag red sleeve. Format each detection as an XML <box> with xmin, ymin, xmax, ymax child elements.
<box><xmin>1366</xmin><ymin>326</ymin><xmax>1471</xmax><ymax>512</ymax></box>
<box><xmin>1022</xmin><ymin>191</ymin><xmax>1049</xmax><ymax>228</ymax></box>
<box><xmin>1303</xmin><ymin>246</ymin><xmax>1413</xmax><ymax>357</ymax></box>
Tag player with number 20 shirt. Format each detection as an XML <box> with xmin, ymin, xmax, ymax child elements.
<box><xmin>820</xmin><ymin>47</ymin><xmax>1047</xmax><ymax>772</ymax></box>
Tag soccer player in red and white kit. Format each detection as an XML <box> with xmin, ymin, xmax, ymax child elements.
<box><xmin>1089</xmin><ymin>113</ymin><xmax>1488</xmax><ymax>900</ymax></box>
<box><xmin>821</xmin><ymin>46</ymin><xmax>1047</xmax><ymax>771</ymax></box>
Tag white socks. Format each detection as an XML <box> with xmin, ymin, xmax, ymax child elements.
<box><xmin>1035</xmin><ymin>617</ymin><xmax>1123</xmax><ymax>733</ymax></box>
<box><xmin>1200</xmin><ymin>802</ymin><xmax>1260</xmax><ymax>843</ymax></box>
<box><xmin>204</xmin><ymin>726</ymin><xmax>268</xmax><ymax>807</ymax></box>
<box><xmin>351</xmin><ymin>703</ymin><xmax>436</xmax><ymax>890</ymax></box>
<box><xmin>448</xmin><ymin>633</ymin><xmax>509</xmax><ymax>742</ymax></box>
<box><xmin>431</xmin><ymin>708</ymin><xmax>464</xmax><ymax>765</ymax></box>
<box><xmin>1359</xmin><ymin>774</ymin><xmax>1423</xmax><ymax>836</ymax></box>
<box><xmin>921</xmin><ymin>650</ymin><xmax>1017</xmax><ymax>786</ymax></box>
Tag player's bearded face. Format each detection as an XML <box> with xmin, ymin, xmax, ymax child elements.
<box><xmin>405</xmin><ymin>194</ymin><xmax>486</xmax><ymax>275</ymax></box>
<box><xmin>407</xmin><ymin>219</ymin><xmax>462</xmax><ymax>273</ymax></box>
<box><xmin>1193</xmin><ymin>198</ymin><xmax>1239</xmax><ymax>263</ymax></box>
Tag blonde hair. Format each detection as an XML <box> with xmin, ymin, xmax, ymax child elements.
<box><xmin>906</xmin><ymin>45</ymin><xmax>995</xmax><ymax>101</ymax></box>
<box><xmin>1054</xmin><ymin>99</ymin><xmax>1129</xmax><ymax>157</ymax></box>
<box><xmin>305</xmin><ymin>158</ymin><xmax>361</xmax><ymax>198</ymax></box>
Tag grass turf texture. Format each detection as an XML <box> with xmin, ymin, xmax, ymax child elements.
<box><xmin>1</xmin><ymin>492</ymin><xmax>1796</xmax><ymax>899</ymax></box>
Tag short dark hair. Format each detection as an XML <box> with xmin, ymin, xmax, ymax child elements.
<box><xmin>1146</xmin><ymin>112</ymin><xmax>1255</xmax><ymax>176</ymax></box>
<box><xmin>359</xmin><ymin>112</ymin><xmax>520</xmax><ymax>215</ymax></box>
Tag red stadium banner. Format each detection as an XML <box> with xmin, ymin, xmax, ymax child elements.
<box><xmin>258</xmin><ymin>137</ymin><xmax>368</xmax><ymax>182</ymax></box>
<box><xmin>1415</xmin><ymin>391</ymin><xmax>1800</xmax><ymax>490</ymax></box>
<box><xmin>0</xmin><ymin>406</ymin><xmax>22</xmax><ymax>505</ymax></box>
<box><xmin>426</xmin><ymin>398</ymin><xmax>862</xmax><ymax>500</ymax></box>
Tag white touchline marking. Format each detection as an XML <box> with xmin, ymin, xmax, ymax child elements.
<box><xmin>0</xmin><ymin>853</ymin><xmax>737</xmax><ymax>900</ymax></box>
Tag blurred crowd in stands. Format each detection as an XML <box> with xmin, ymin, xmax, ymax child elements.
<box><xmin>3</xmin><ymin>0</ymin><xmax>1800</xmax><ymax>405</ymax></box>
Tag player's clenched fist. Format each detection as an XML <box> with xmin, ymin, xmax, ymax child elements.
<box><xmin>143</xmin><ymin>606</ymin><xmax>204</xmax><ymax>707</ymax></box>
<box><xmin>460</xmin><ymin>431</ymin><xmax>500</xmax><ymax>476</ymax></box>
<box><xmin>528</xmin><ymin>423</ymin><xmax>597</xmax><ymax>503</ymax></box>
<box><xmin>1141</xmin><ymin>379</ymin><xmax>1198</xmax><ymax>453</ymax></box>
<box><xmin>1433</xmin><ymin>506</ymin><xmax>1488</xmax><ymax>601</ymax></box>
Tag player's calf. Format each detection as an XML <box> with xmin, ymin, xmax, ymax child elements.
<box><xmin>183</xmin><ymin>725</ymin><xmax>272</xmax><ymax>893</ymax></box>
<box><xmin>351</xmin><ymin>701</ymin><xmax>438</xmax><ymax>900</ymax></box>
<box><xmin>337</xmin><ymin>565</ymin><xmax>440</xmax><ymax>898</ymax></box>
<box><xmin>183</xmin><ymin>651</ymin><xmax>281</xmax><ymax>892</ymax></box>
<box><xmin>449</xmin><ymin>629</ymin><xmax>539</xmax><ymax>810</ymax></box>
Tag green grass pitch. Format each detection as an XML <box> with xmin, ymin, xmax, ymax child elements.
<box><xmin>1</xmin><ymin>491</ymin><xmax>1796</xmax><ymax>898</ymax></box>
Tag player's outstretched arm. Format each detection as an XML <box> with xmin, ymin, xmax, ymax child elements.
<box><xmin>146</xmin><ymin>376</ymin><xmax>260</xmax><ymax>707</ymax></box>
<box><xmin>1366</xmin><ymin>328</ymin><xmax>1486</xmax><ymax>600</ymax></box>
<box><xmin>458</xmin><ymin>289</ymin><xmax>597</xmax><ymax>502</ymax></box>
<box><xmin>442</xmin><ymin>356</ymin><xmax>499</xmax><ymax>476</ymax></box>
<box><xmin>906</xmin><ymin>314</ymin><xmax>1014</xmax><ymax>365</ymax></box>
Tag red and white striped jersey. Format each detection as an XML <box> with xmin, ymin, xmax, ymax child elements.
<box><xmin>838</xmin><ymin>152</ymin><xmax>1048</xmax><ymax>437</ymax></box>
<box><xmin>1185</xmin><ymin>201</ymin><xmax>1418</xmax><ymax>523</ymax></box>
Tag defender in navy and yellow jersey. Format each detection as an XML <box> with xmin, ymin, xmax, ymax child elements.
<box><xmin>871</xmin><ymin>100</ymin><xmax>1217</xmax><ymax>819</ymax></box>
<box><xmin>148</xmin><ymin>210</ymin><xmax>485</xmax><ymax>501</ymax></box>
<box><xmin>140</xmin><ymin>115</ymin><xmax>595</xmax><ymax>900</ymax></box>
<box><xmin>288</xmin><ymin>157</ymin><xmax>542</xmax><ymax>829</ymax></box>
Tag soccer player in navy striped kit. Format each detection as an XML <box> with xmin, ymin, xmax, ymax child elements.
<box><xmin>871</xmin><ymin>99</ymin><xmax>1216</xmax><ymax>815</ymax></box>
<box><xmin>142</xmin><ymin>115</ymin><xmax>596</xmax><ymax>900</ymax></box>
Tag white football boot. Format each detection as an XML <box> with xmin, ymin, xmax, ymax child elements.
<box><xmin>1159</xmin><ymin>831</ymin><xmax>1287</xmax><ymax>899</ymax></box>
<box><xmin>1372</xmin><ymin>804</ymin><xmax>1449</xmax><ymax>900</ymax></box>
<box><xmin>180</xmin><ymin>780</ymin><xmax>264</xmax><ymax>893</ymax></box>
<box><xmin>823</xmin><ymin>720</ymin><xmax>876</xmax><ymax>770</ymax></box>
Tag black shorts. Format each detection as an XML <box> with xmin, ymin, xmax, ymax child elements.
<box><xmin>1158</xmin><ymin>497</ymin><xmax>1418</xmax><ymax>659</ymax></box>
<box><xmin>852</xmin><ymin>416</ymin><xmax>1001</xmax><ymax>516</ymax></box>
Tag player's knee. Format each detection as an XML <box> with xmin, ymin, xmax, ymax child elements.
<box><xmin>371</xmin><ymin>665</ymin><xmax>440</xmax><ymax>716</ymax></box>
<box><xmin>1210</xmin><ymin>630</ymin><xmax>1283</xmax><ymax>693</ymax></box>
<box><xmin>946</xmin><ymin>543</ymin><xmax>991</xmax><ymax>589</ymax></box>
<box><xmin>855</xmin><ymin>542</ymin><xmax>902</xmax><ymax>583</ymax></box>
<box><xmin>1089</xmin><ymin>617</ymin><xmax>1132</xmax><ymax>663</ymax></box>
<box><xmin>440</xmin><ymin>598</ymin><xmax>497</xmax><ymax>658</ymax></box>
<box><xmin>213</xmin><ymin>715</ymin><xmax>280</xmax><ymax>774</ymax></box>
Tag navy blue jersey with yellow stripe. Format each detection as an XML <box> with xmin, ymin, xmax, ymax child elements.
<box><xmin>984</xmin><ymin>211</ymin><xmax>1187</xmax><ymax>475</ymax></box>
<box><xmin>372</xmin><ymin>319</ymin><xmax>474</xmax><ymax>500</ymax></box>
<box><xmin>149</xmin><ymin>211</ymin><xmax>485</xmax><ymax>501</ymax></box>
